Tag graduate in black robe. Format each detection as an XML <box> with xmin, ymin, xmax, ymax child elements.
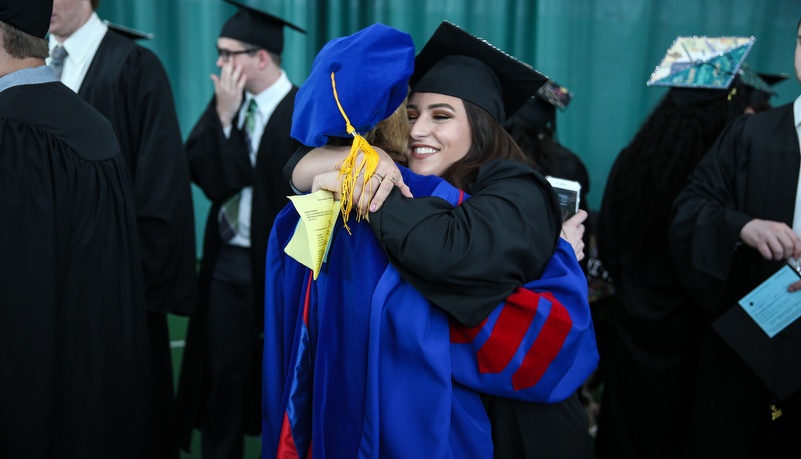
<box><xmin>77</xmin><ymin>26</ymin><xmax>198</xmax><ymax>314</ymax></box>
<box><xmin>0</xmin><ymin>5</ymin><xmax>148</xmax><ymax>456</ymax></box>
<box><xmin>176</xmin><ymin>2</ymin><xmax>304</xmax><ymax>457</ymax></box>
<box><xmin>48</xmin><ymin>4</ymin><xmax>197</xmax><ymax>456</ymax></box>
<box><xmin>669</xmin><ymin>98</ymin><xmax>801</xmax><ymax>457</ymax></box>
<box><xmin>594</xmin><ymin>74</ymin><xmax>753</xmax><ymax>457</ymax></box>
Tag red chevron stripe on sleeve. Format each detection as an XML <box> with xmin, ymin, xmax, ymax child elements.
<box><xmin>511</xmin><ymin>292</ymin><xmax>573</xmax><ymax>391</ymax></box>
<box><xmin>476</xmin><ymin>288</ymin><xmax>538</xmax><ymax>373</ymax></box>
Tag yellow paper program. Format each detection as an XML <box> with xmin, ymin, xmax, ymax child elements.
<box><xmin>285</xmin><ymin>190</ymin><xmax>341</xmax><ymax>280</ymax></box>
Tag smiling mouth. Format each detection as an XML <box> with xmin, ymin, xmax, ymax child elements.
<box><xmin>413</xmin><ymin>147</ymin><xmax>438</xmax><ymax>155</ymax></box>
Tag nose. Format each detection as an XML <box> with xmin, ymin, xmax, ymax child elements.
<box><xmin>409</xmin><ymin>117</ymin><xmax>429</xmax><ymax>140</ymax></box>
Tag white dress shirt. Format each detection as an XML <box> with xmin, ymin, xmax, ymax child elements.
<box><xmin>47</xmin><ymin>13</ymin><xmax>107</xmax><ymax>93</ymax></box>
<box><xmin>791</xmin><ymin>95</ymin><xmax>801</xmax><ymax>238</ymax></box>
<box><xmin>225</xmin><ymin>70</ymin><xmax>293</xmax><ymax>248</ymax></box>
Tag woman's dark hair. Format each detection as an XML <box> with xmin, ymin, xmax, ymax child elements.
<box><xmin>505</xmin><ymin>114</ymin><xmax>561</xmax><ymax>174</ymax></box>
<box><xmin>607</xmin><ymin>86</ymin><xmax>747</xmax><ymax>257</ymax></box>
<box><xmin>440</xmin><ymin>100</ymin><xmax>535</xmax><ymax>189</ymax></box>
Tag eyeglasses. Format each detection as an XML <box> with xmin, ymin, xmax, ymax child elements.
<box><xmin>217</xmin><ymin>48</ymin><xmax>259</xmax><ymax>62</ymax></box>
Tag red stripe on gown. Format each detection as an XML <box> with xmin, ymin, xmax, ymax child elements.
<box><xmin>276</xmin><ymin>411</ymin><xmax>300</xmax><ymax>459</ymax></box>
<box><xmin>476</xmin><ymin>287</ymin><xmax>538</xmax><ymax>373</ymax></box>
<box><xmin>512</xmin><ymin>292</ymin><xmax>572</xmax><ymax>391</ymax></box>
<box><xmin>303</xmin><ymin>272</ymin><xmax>312</xmax><ymax>326</ymax></box>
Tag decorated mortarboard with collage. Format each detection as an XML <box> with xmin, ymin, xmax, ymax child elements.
<box><xmin>536</xmin><ymin>80</ymin><xmax>574</xmax><ymax>110</ymax></box>
<box><xmin>647</xmin><ymin>36</ymin><xmax>755</xmax><ymax>90</ymax></box>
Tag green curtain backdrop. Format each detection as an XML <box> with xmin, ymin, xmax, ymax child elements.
<box><xmin>97</xmin><ymin>0</ymin><xmax>801</xmax><ymax>258</ymax></box>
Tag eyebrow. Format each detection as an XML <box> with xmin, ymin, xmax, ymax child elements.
<box><xmin>407</xmin><ymin>103</ymin><xmax>456</xmax><ymax>111</ymax></box>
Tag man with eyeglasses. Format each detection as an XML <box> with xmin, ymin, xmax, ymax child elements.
<box><xmin>177</xmin><ymin>1</ymin><xmax>305</xmax><ymax>458</ymax></box>
<box><xmin>48</xmin><ymin>1</ymin><xmax>197</xmax><ymax>459</ymax></box>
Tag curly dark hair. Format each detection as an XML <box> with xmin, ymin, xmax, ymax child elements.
<box><xmin>607</xmin><ymin>84</ymin><xmax>747</xmax><ymax>257</ymax></box>
<box><xmin>440</xmin><ymin>100</ymin><xmax>535</xmax><ymax>189</ymax></box>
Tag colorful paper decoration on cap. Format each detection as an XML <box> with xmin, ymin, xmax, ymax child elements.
<box><xmin>647</xmin><ymin>36</ymin><xmax>755</xmax><ymax>89</ymax></box>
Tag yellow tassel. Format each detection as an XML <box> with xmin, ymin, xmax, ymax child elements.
<box><xmin>331</xmin><ymin>72</ymin><xmax>379</xmax><ymax>233</ymax></box>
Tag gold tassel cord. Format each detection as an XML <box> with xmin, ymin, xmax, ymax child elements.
<box><xmin>331</xmin><ymin>72</ymin><xmax>380</xmax><ymax>233</ymax></box>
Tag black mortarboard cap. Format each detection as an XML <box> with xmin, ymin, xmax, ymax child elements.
<box><xmin>738</xmin><ymin>63</ymin><xmax>790</xmax><ymax>106</ymax></box>
<box><xmin>220</xmin><ymin>0</ymin><xmax>305</xmax><ymax>54</ymax></box>
<box><xmin>104</xmin><ymin>20</ymin><xmax>153</xmax><ymax>41</ymax></box>
<box><xmin>713</xmin><ymin>304</ymin><xmax>801</xmax><ymax>401</ymax></box>
<box><xmin>0</xmin><ymin>0</ymin><xmax>52</xmax><ymax>39</ymax></box>
<box><xmin>410</xmin><ymin>21</ymin><xmax>547</xmax><ymax>124</ymax></box>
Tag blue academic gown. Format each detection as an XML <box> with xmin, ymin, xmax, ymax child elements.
<box><xmin>263</xmin><ymin>167</ymin><xmax>598</xmax><ymax>458</ymax></box>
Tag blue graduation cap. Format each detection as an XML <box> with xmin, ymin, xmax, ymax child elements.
<box><xmin>291</xmin><ymin>23</ymin><xmax>415</xmax><ymax>148</ymax></box>
<box><xmin>290</xmin><ymin>23</ymin><xmax>415</xmax><ymax>232</ymax></box>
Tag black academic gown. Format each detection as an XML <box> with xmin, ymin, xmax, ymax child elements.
<box><xmin>177</xmin><ymin>90</ymin><xmax>301</xmax><ymax>446</ymax></box>
<box><xmin>78</xmin><ymin>28</ymin><xmax>197</xmax><ymax>458</ymax></box>
<box><xmin>371</xmin><ymin>160</ymin><xmax>592</xmax><ymax>458</ymax></box>
<box><xmin>0</xmin><ymin>81</ymin><xmax>149</xmax><ymax>458</ymax></box>
<box><xmin>669</xmin><ymin>103</ymin><xmax>801</xmax><ymax>457</ymax></box>
<box><xmin>593</xmin><ymin>150</ymin><xmax>706</xmax><ymax>459</ymax></box>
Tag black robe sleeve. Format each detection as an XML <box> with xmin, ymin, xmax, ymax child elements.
<box><xmin>370</xmin><ymin>160</ymin><xmax>562</xmax><ymax>327</ymax></box>
<box><xmin>670</xmin><ymin>106</ymin><xmax>801</xmax><ymax>314</ymax></box>
<box><xmin>186</xmin><ymin>97</ymin><xmax>254</xmax><ymax>202</ymax></box>
<box><xmin>668</xmin><ymin>116</ymin><xmax>757</xmax><ymax>311</ymax></box>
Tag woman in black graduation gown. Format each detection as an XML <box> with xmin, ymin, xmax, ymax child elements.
<box><xmin>289</xmin><ymin>21</ymin><xmax>594</xmax><ymax>459</ymax></box>
<box><xmin>594</xmin><ymin>80</ymin><xmax>749</xmax><ymax>458</ymax></box>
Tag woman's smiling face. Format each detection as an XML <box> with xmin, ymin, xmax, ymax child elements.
<box><xmin>406</xmin><ymin>92</ymin><xmax>472</xmax><ymax>177</ymax></box>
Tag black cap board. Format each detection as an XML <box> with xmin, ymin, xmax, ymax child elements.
<box><xmin>713</xmin><ymin>302</ymin><xmax>801</xmax><ymax>401</ymax></box>
<box><xmin>0</xmin><ymin>0</ymin><xmax>52</xmax><ymax>39</ymax></box>
<box><xmin>411</xmin><ymin>21</ymin><xmax>547</xmax><ymax>124</ymax></box>
<box><xmin>220</xmin><ymin>0</ymin><xmax>305</xmax><ymax>54</ymax></box>
<box><xmin>104</xmin><ymin>20</ymin><xmax>153</xmax><ymax>41</ymax></box>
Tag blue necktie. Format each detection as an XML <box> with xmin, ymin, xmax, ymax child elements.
<box><xmin>50</xmin><ymin>45</ymin><xmax>68</xmax><ymax>80</ymax></box>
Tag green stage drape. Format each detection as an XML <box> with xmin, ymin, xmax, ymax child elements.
<box><xmin>98</xmin><ymin>0</ymin><xmax>801</xmax><ymax>259</ymax></box>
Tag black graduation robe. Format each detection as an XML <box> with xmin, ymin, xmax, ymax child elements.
<box><xmin>79</xmin><ymin>28</ymin><xmax>197</xmax><ymax>316</ymax></box>
<box><xmin>0</xmin><ymin>80</ymin><xmax>149</xmax><ymax>458</ymax></box>
<box><xmin>593</xmin><ymin>149</ymin><xmax>706</xmax><ymax>459</ymax></box>
<box><xmin>78</xmin><ymin>28</ymin><xmax>198</xmax><ymax>458</ymax></box>
<box><xmin>177</xmin><ymin>90</ymin><xmax>302</xmax><ymax>444</ymax></box>
<box><xmin>669</xmin><ymin>103</ymin><xmax>801</xmax><ymax>457</ymax></box>
<box><xmin>370</xmin><ymin>160</ymin><xmax>593</xmax><ymax>458</ymax></box>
